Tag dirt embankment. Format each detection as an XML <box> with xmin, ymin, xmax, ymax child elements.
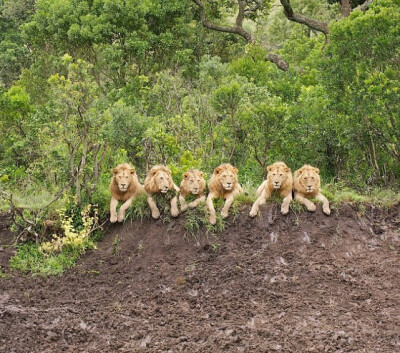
<box><xmin>1</xmin><ymin>204</ymin><xmax>400</xmax><ymax>352</ymax></box>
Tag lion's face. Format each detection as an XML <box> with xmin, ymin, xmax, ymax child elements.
<box><xmin>214</xmin><ymin>165</ymin><xmax>238</xmax><ymax>191</ymax></box>
<box><xmin>267</xmin><ymin>163</ymin><xmax>290</xmax><ymax>190</ymax></box>
<box><xmin>113</xmin><ymin>164</ymin><xmax>136</xmax><ymax>192</ymax></box>
<box><xmin>182</xmin><ymin>170</ymin><xmax>205</xmax><ymax>195</ymax></box>
<box><xmin>154</xmin><ymin>171</ymin><xmax>172</xmax><ymax>194</ymax></box>
<box><xmin>297</xmin><ymin>167</ymin><xmax>320</xmax><ymax>193</ymax></box>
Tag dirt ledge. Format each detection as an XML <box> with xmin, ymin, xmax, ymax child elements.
<box><xmin>1</xmin><ymin>203</ymin><xmax>400</xmax><ymax>352</ymax></box>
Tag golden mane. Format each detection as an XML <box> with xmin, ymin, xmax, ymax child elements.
<box><xmin>144</xmin><ymin>165</ymin><xmax>174</xmax><ymax>194</ymax></box>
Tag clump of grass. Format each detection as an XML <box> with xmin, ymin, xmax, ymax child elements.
<box><xmin>324</xmin><ymin>183</ymin><xmax>400</xmax><ymax>207</ymax></box>
<box><xmin>124</xmin><ymin>193</ymin><xmax>151</xmax><ymax>221</ymax></box>
<box><xmin>9</xmin><ymin>242</ymin><xmax>82</xmax><ymax>276</ymax></box>
<box><xmin>0</xmin><ymin>266</ymin><xmax>11</xmax><ymax>279</ymax></box>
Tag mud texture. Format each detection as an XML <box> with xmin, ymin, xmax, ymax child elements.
<box><xmin>1</xmin><ymin>204</ymin><xmax>400</xmax><ymax>352</ymax></box>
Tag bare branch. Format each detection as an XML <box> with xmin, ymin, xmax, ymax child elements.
<box><xmin>355</xmin><ymin>0</ymin><xmax>373</xmax><ymax>12</ymax></box>
<box><xmin>280</xmin><ymin>0</ymin><xmax>329</xmax><ymax>35</ymax></box>
<box><xmin>340</xmin><ymin>0</ymin><xmax>351</xmax><ymax>17</ymax></box>
<box><xmin>191</xmin><ymin>0</ymin><xmax>254</xmax><ymax>42</ymax></box>
<box><xmin>192</xmin><ymin>0</ymin><xmax>289</xmax><ymax>71</ymax></box>
<box><xmin>266</xmin><ymin>53</ymin><xmax>289</xmax><ymax>71</ymax></box>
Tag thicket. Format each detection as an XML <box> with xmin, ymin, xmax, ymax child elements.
<box><xmin>1</xmin><ymin>0</ymin><xmax>399</xmax><ymax>273</ymax></box>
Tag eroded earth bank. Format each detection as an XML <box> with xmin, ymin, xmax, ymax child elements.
<box><xmin>1</xmin><ymin>204</ymin><xmax>400</xmax><ymax>352</ymax></box>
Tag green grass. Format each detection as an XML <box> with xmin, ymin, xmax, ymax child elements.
<box><xmin>0</xmin><ymin>265</ymin><xmax>12</xmax><ymax>279</ymax></box>
<box><xmin>9</xmin><ymin>242</ymin><xmax>83</xmax><ymax>276</ymax></box>
<box><xmin>324</xmin><ymin>183</ymin><xmax>400</xmax><ymax>207</ymax></box>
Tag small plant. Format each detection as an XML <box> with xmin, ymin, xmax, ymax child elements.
<box><xmin>0</xmin><ymin>266</ymin><xmax>11</xmax><ymax>279</ymax></box>
<box><xmin>209</xmin><ymin>242</ymin><xmax>220</xmax><ymax>253</ymax></box>
<box><xmin>124</xmin><ymin>193</ymin><xmax>151</xmax><ymax>221</ymax></box>
<box><xmin>40</xmin><ymin>204</ymin><xmax>97</xmax><ymax>254</ymax></box>
<box><xmin>112</xmin><ymin>234</ymin><xmax>121</xmax><ymax>256</ymax></box>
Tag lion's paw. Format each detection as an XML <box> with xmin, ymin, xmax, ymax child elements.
<box><xmin>209</xmin><ymin>215</ymin><xmax>217</xmax><ymax>225</ymax></box>
<box><xmin>117</xmin><ymin>212</ymin><xmax>125</xmax><ymax>223</ymax></box>
<box><xmin>281</xmin><ymin>207</ymin><xmax>289</xmax><ymax>215</ymax></box>
<box><xmin>110</xmin><ymin>214</ymin><xmax>118</xmax><ymax>223</ymax></box>
<box><xmin>323</xmin><ymin>206</ymin><xmax>331</xmax><ymax>215</ymax></box>
<box><xmin>151</xmin><ymin>210</ymin><xmax>160</xmax><ymax>219</ymax></box>
<box><xmin>249</xmin><ymin>209</ymin><xmax>257</xmax><ymax>218</ymax></box>
<box><xmin>181</xmin><ymin>204</ymin><xmax>188</xmax><ymax>212</ymax></box>
<box><xmin>171</xmin><ymin>208</ymin><xmax>179</xmax><ymax>218</ymax></box>
<box><xmin>307</xmin><ymin>203</ymin><xmax>316</xmax><ymax>212</ymax></box>
<box><xmin>221</xmin><ymin>210</ymin><xmax>229</xmax><ymax>219</ymax></box>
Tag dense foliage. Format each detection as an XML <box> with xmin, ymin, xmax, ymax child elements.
<box><xmin>1</xmin><ymin>0</ymin><xmax>399</xmax><ymax>214</ymax></box>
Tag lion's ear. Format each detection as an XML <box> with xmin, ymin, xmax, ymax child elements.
<box><xmin>199</xmin><ymin>171</ymin><xmax>204</xmax><ymax>177</ymax></box>
<box><xmin>233</xmin><ymin>167</ymin><xmax>238</xmax><ymax>174</ymax></box>
<box><xmin>151</xmin><ymin>169</ymin><xmax>158</xmax><ymax>176</ymax></box>
<box><xmin>267</xmin><ymin>165</ymin><xmax>273</xmax><ymax>172</ymax></box>
<box><xmin>297</xmin><ymin>168</ymin><xmax>304</xmax><ymax>175</ymax></box>
<box><xmin>130</xmin><ymin>169</ymin><xmax>136</xmax><ymax>175</ymax></box>
<box><xmin>284</xmin><ymin>166</ymin><xmax>290</xmax><ymax>173</ymax></box>
<box><xmin>214</xmin><ymin>166</ymin><xmax>222</xmax><ymax>175</ymax></box>
<box><xmin>113</xmin><ymin>168</ymin><xmax>119</xmax><ymax>175</ymax></box>
<box><xmin>183</xmin><ymin>172</ymin><xmax>189</xmax><ymax>179</ymax></box>
<box><xmin>313</xmin><ymin>167</ymin><xmax>320</xmax><ymax>174</ymax></box>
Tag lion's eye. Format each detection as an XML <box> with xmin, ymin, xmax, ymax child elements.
<box><xmin>304</xmin><ymin>177</ymin><xmax>307</xmax><ymax>180</ymax></box>
<box><xmin>311</xmin><ymin>177</ymin><xmax>315</xmax><ymax>180</ymax></box>
<box><xmin>273</xmin><ymin>173</ymin><xmax>276</xmax><ymax>176</ymax></box>
<box><xmin>279</xmin><ymin>174</ymin><xmax>283</xmax><ymax>176</ymax></box>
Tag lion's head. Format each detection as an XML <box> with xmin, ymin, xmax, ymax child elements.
<box><xmin>180</xmin><ymin>170</ymin><xmax>206</xmax><ymax>196</ymax></box>
<box><xmin>144</xmin><ymin>165</ymin><xmax>174</xmax><ymax>194</ymax></box>
<box><xmin>267</xmin><ymin>162</ymin><xmax>291</xmax><ymax>190</ymax></box>
<box><xmin>294</xmin><ymin>165</ymin><xmax>321</xmax><ymax>195</ymax></box>
<box><xmin>211</xmin><ymin>163</ymin><xmax>239</xmax><ymax>192</ymax></box>
<box><xmin>112</xmin><ymin>163</ymin><xmax>137</xmax><ymax>192</ymax></box>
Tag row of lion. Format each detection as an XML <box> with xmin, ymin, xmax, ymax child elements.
<box><xmin>110</xmin><ymin>162</ymin><xmax>330</xmax><ymax>225</ymax></box>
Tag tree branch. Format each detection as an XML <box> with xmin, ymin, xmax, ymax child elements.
<box><xmin>355</xmin><ymin>0</ymin><xmax>373</xmax><ymax>12</ymax></box>
<box><xmin>340</xmin><ymin>0</ymin><xmax>351</xmax><ymax>17</ymax></box>
<box><xmin>266</xmin><ymin>53</ymin><xmax>289</xmax><ymax>71</ymax></box>
<box><xmin>191</xmin><ymin>0</ymin><xmax>289</xmax><ymax>71</ymax></box>
<box><xmin>279</xmin><ymin>0</ymin><xmax>329</xmax><ymax>35</ymax></box>
<box><xmin>191</xmin><ymin>0</ymin><xmax>254</xmax><ymax>42</ymax></box>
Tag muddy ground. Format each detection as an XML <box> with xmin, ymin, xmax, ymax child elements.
<box><xmin>1</xmin><ymin>203</ymin><xmax>400</xmax><ymax>352</ymax></box>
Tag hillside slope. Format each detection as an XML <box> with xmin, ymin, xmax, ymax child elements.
<box><xmin>1</xmin><ymin>204</ymin><xmax>400</xmax><ymax>352</ymax></box>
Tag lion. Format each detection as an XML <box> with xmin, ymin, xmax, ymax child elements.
<box><xmin>109</xmin><ymin>163</ymin><xmax>144</xmax><ymax>223</ymax></box>
<box><xmin>144</xmin><ymin>165</ymin><xmax>180</xmax><ymax>219</ymax></box>
<box><xmin>293</xmin><ymin>164</ymin><xmax>330</xmax><ymax>215</ymax></box>
<box><xmin>179</xmin><ymin>169</ymin><xmax>207</xmax><ymax>212</ymax></box>
<box><xmin>249</xmin><ymin>161</ymin><xmax>293</xmax><ymax>217</ymax></box>
<box><xmin>207</xmin><ymin>163</ymin><xmax>243</xmax><ymax>225</ymax></box>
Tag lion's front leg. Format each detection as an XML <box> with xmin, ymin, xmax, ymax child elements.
<box><xmin>171</xmin><ymin>195</ymin><xmax>179</xmax><ymax>217</ymax></box>
<box><xmin>110</xmin><ymin>197</ymin><xmax>119</xmax><ymax>223</ymax></box>
<box><xmin>117</xmin><ymin>196</ymin><xmax>134</xmax><ymax>222</ymax></box>
<box><xmin>188</xmin><ymin>195</ymin><xmax>205</xmax><ymax>209</ymax></box>
<box><xmin>207</xmin><ymin>193</ymin><xmax>217</xmax><ymax>225</ymax></box>
<box><xmin>280</xmin><ymin>192</ymin><xmax>292</xmax><ymax>215</ymax></box>
<box><xmin>255</xmin><ymin>180</ymin><xmax>267</xmax><ymax>198</ymax></box>
<box><xmin>221</xmin><ymin>195</ymin><xmax>234</xmax><ymax>219</ymax></box>
<box><xmin>316</xmin><ymin>192</ymin><xmax>331</xmax><ymax>215</ymax></box>
<box><xmin>147</xmin><ymin>195</ymin><xmax>160</xmax><ymax>219</ymax></box>
<box><xmin>294</xmin><ymin>192</ymin><xmax>316</xmax><ymax>212</ymax></box>
<box><xmin>179</xmin><ymin>195</ymin><xmax>188</xmax><ymax>212</ymax></box>
<box><xmin>249</xmin><ymin>189</ymin><xmax>268</xmax><ymax>218</ymax></box>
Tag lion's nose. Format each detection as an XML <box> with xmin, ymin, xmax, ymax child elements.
<box><xmin>274</xmin><ymin>181</ymin><xmax>279</xmax><ymax>185</ymax></box>
<box><xmin>121</xmin><ymin>183</ymin><xmax>126</xmax><ymax>188</ymax></box>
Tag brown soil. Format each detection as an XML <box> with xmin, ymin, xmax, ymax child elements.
<box><xmin>1</xmin><ymin>204</ymin><xmax>400</xmax><ymax>352</ymax></box>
